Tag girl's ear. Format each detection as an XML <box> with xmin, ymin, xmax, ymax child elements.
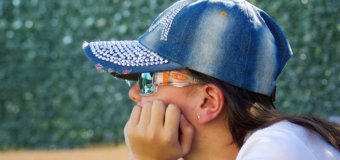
<box><xmin>196</xmin><ymin>84</ymin><xmax>225</xmax><ymax>124</ymax></box>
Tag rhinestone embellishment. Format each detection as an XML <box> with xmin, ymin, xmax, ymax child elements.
<box><xmin>89</xmin><ymin>41</ymin><xmax>169</xmax><ymax>67</ymax></box>
<box><xmin>148</xmin><ymin>1</ymin><xmax>190</xmax><ymax>41</ymax></box>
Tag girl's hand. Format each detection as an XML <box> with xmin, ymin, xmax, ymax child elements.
<box><xmin>124</xmin><ymin>100</ymin><xmax>194</xmax><ymax>160</ymax></box>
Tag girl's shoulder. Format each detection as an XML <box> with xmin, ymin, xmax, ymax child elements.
<box><xmin>236</xmin><ymin>121</ymin><xmax>339</xmax><ymax>160</ymax></box>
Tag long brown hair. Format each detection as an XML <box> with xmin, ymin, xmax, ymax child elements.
<box><xmin>190</xmin><ymin>70</ymin><xmax>340</xmax><ymax>151</ymax></box>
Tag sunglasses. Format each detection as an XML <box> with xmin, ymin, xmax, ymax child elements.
<box><xmin>138</xmin><ymin>71</ymin><xmax>203</xmax><ymax>96</ymax></box>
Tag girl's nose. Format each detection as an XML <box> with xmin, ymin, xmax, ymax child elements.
<box><xmin>128</xmin><ymin>82</ymin><xmax>141</xmax><ymax>103</ymax></box>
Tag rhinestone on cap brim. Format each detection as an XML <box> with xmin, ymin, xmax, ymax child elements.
<box><xmin>86</xmin><ymin>40</ymin><xmax>169</xmax><ymax>67</ymax></box>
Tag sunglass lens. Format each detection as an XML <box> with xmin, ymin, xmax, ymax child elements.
<box><xmin>139</xmin><ymin>72</ymin><xmax>154</xmax><ymax>95</ymax></box>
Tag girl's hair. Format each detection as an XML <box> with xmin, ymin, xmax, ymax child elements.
<box><xmin>190</xmin><ymin>70</ymin><xmax>340</xmax><ymax>151</ymax></box>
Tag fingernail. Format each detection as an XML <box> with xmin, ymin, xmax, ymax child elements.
<box><xmin>154</xmin><ymin>99</ymin><xmax>164</xmax><ymax>104</ymax></box>
<box><xmin>168</xmin><ymin>104</ymin><xmax>178</xmax><ymax>109</ymax></box>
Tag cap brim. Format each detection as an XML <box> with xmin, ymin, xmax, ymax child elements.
<box><xmin>82</xmin><ymin>40</ymin><xmax>185</xmax><ymax>80</ymax></box>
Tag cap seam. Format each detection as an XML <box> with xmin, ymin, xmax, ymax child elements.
<box><xmin>243</xmin><ymin>1</ymin><xmax>252</xmax><ymax>88</ymax></box>
<box><xmin>178</xmin><ymin>0</ymin><xmax>210</xmax><ymax>67</ymax></box>
<box><xmin>175</xmin><ymin>0</ymin><xmax>199</xmax><ymax>63</ymax></box>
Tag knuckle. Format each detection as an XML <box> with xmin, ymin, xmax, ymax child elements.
<box><xmin>125</xmin><ymin>128</ymin><xmax>135</xmax><ymax>138</ymax></box>
<box><xmin>125</xmin><ymin>125</ymin><xmax>142</xmax><ymax>138</ymax></box>
<box><xmin>128</xmin><ymin>128</ymin><xmax>145</xmax><ymax>141</ymax></box>
<box><xmin>145</xmin><ymin>127</ymin><xmax>159</xmax><ymax>141</ymax></box>
<box><xmin>160</xmin><ymin>133</ymin><xmax>173</xmax><ymax>145</ymax></box>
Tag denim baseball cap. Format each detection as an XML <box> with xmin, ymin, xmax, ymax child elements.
<box><xmin>82</xmin><ymin>0</ymin><xmax>293</xmax><ymax>96</ymax></box>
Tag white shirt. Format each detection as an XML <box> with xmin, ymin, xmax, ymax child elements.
<box><xmin>236</xmin><ymin>121</ymin><xmax>340</xmax><ymax>160</ymax></box>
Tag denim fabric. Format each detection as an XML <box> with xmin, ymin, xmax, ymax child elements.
<box><xmin>82</xmin><ymin>0</ymin><xmax>293</xmax><ymax>96</ymax></box>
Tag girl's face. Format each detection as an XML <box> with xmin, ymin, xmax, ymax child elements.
<box><xmin>128</xmin><ymin>70</ymin><xmax>205</xmax><ymax>123</ymax></box>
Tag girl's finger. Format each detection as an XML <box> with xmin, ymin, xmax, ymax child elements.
<box><xmin>127</xmin><ymin>106</ymin><xmax>142</xmax><ymax>126</ymax></box>
<box><xmin>139</xmin><ymin>102</ymin><xmax>152</xmax><ymax>127</ymax></box>
<box><xmin>179</xmin><ymin>115</ymin><xmax>194</xmax><ymax>155</ymax></box>
<box><xmin>164</xmin><ymin>104</ymin><xmax>181</xmax><ymax>135</ymax></box>
<box><xmin>150</xmin><ymin>100</ymin><xmax>166</xmax><ymax>128</ymax></box>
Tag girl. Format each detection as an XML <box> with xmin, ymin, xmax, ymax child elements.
<box><xmin>83</xmin><ymin>0</ymin><xmax>340</xmax><ymax>159</ymax></box>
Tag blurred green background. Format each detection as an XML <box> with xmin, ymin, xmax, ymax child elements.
<box><xmin>0</xmin><ymin>0</ymin><xmax>339</xmax><ymax>150</ymax></box>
